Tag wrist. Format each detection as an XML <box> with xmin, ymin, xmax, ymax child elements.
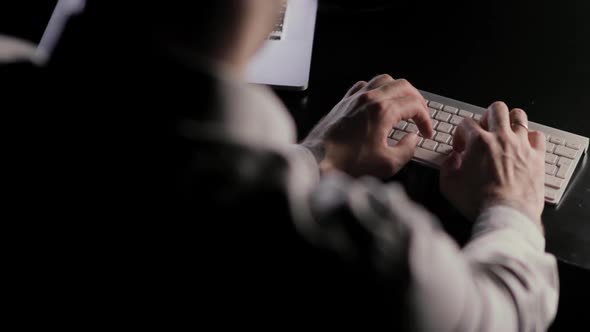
<box><xmin>319</xmin><ymin>157</ymin><xmax>338</xmax><ymax>175</ymax></box>
<box><xmin>300</xmin><ymin>139</ymin><xmax>325</xmax><ymax>165</ymax></box>
<box><xmin>482</xmin><ymin>197</ymin><xmax>543</xmax><ymax>228</ymax></box>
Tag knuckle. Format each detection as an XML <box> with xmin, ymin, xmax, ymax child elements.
<box><xmin>396</xmin><ymin>78</ymin><xmax>413</xmax><ymax>90</ymax></box>
<box><xmin>405</xmin><ymin>93</ymin><xmax>422</xmax><ymax>103</ymax></box>
<box><xmin>511</xmin><ymin>109</ymin><xmax>528</xmax><ymax>123</ymax></box>
<box><xmin>397</xmin><ymin>79</ymin><xmax>422</xmax><ymax>99</ymax></box>
<box><xmin>373</xmin><ymin>100</ymin><xmax>389</xmax><ymax>113</ymax></box>
<box><xmin>490</xmin><ymin>101</ymin><xmax>508</xmax><ymax>111</ymax></box>
<box><xmin>533</xmin><ymin>130</ymin><xmax>545</xmax><ymax>140</ymax></box>
<box><xmin>497</xmin><ymin>131</ymin><xmax>512</xmax><ymax>143</ymax></box>
<box><xmin>378</xmin><ymin>74</ymin><xmax>394</xmax><ymax>81</ymax></box>
<box><xmin>511</xmin><ymin>108</ymin><xmax>527</xmax><ymax>117</ymax></box>
<box><xmin>358</xmin><ymin>91</ymin><xmax>376</xmax><ymax>104</ymax></box>
<box><xmin>396</xmin><ymin>78</ymin><xmax>409</xmax><ymax>85</ymax></box>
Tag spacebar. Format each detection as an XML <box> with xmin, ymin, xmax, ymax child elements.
<box><xmin>412</xmin><ymin>146</ymin><xmax>448</xmax><ymax>168</ymax></box>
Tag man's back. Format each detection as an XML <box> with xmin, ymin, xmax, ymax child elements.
<box><xmin>133</xmin><ymin>55</ymin><xmax>413</xmax><ymax>329</ymax></box>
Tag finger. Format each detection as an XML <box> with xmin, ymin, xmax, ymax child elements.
<box><xmin>345</xmin><ymin>81</ymin><xmax>368</xmax><ymax>97</ymax></box>
<box><xmin>480</xmin><ymin>110</ymin><xmax>490</xmax><ymax>131</ymax></box>
<box><xmin>439</xmin><ymin>152</ymin><xmax>463</xmax><ymax>200</ymax></box>
<box><xmin>452</xmin><ymin>118</ymin><xmax>487</xmax><ymax>153</ymax></box>
<box><xmin>373</xmin><ymin>96</ymin><xmax>433</xmax><ymax>139</ymax></box>
<box><xmin>487</xmin><ymin>101</ymin><xmax>511</xmax><ymax>132</ymax></box>
<box><xmin>440</xmin><ymin>151</ymin><xmax>463</xmax><ymax>180</ymax></box>
<box><xmin>528</xmin><ymin>130</ymin><xmax>546</xmax><ymax>153</ymax></box>
<box><xmin>387</xmin><ymin>132</ymin><xmax>420</xmax><ymax>169</ymax></box>
<box><xmin>365</xmin><ymin>74</ymin><xmax>395</xmax><ymax>90</ymax></box>
<box><xmin>509</xmin><ymin>108</ymin><xmax>529</xmax><ymax>138</ymax></box>
<box><xmin>442</xmin><ymin>151</ymin><xmax>463</xmax><ymax>172</ymax></box>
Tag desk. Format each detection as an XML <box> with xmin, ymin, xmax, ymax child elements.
<box><xmin>281</xmin><ymin>0</ymin><xmax>590</xmax><ymax>269</ymax></box>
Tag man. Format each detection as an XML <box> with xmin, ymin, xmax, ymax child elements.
<box><xmin>140</xmin><ymin>1</ymin><xmax>558</xmax><ymax>330</ymax></box>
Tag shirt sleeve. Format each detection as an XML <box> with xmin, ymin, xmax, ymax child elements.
<box><xmin>289</xmin><ymin>171</ymin><xmax>558</xmax><ymax>332</ymax></box>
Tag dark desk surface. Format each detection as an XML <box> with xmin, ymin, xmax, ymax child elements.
<box><xmin>281</xmin><ymin>1</ymin><xmax>590</xmax><ymax>269</ymax></box>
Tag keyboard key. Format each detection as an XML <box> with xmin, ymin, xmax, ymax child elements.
<box><xmin>392</xmin><ymin>130</ymin><xmax>407</xmax><ymax>141</ymax></box>
<box><xmin>421</xmin><ymin>139</ymin><xmax>438</xmax><ymax>151</ymax></box>
<box><xmin>546</xmin><ymin>142</ymin><xmax>556</xmax><ymax>153</ymax></box>
<box><xmin>473</xmin><ymin>114</ymin><xmax>482</xmax><ymax>121</ymax></box>
<box><xmin>451</xmin><ymin>127</ymin><xmax>457</xmax><ymax>135</ymax></box>
<box><xmin>549</xmin><ymin>136</ymin><xmax>565</xmax><ymax>145</ymax></box>
<box><xmin>434</xmin><ymin>132</ymin><xmax>452</xmax><ymax>144</ymax></box>
<box><xmin>566</xmin><ymin>142</ymin><xmax>582</xmax><ymax>150</ymax></box>
<box><xmin>417</xmin><ymin>137</ymin><xmax>424</xmax><ymax>146</ymax></box>
<box><xmin>545</xmin><ymin>153</ymin><xmax>558</xmax><ymax>165</ymax></box>
<box><xmin>436</xmin><ymin>122</ymin><xmax>453</xmax><ymax>134</ymax></box>
<box><xmin>436</xmin><ymin>144</ymin><xmax>453</xmax><ymax>155</ymax></box>
<box><xmin>450</xmin><ymin>115</ymin><xmax>464</xmax><ymax>126</ymax></box>
<box><xmin>435</xmin><ymin>111</ymin><xmax>452</xmax><ymax>122</ymax></box>
<box><xmin>431</xmin><ymin>120</ymin><xmax>440</xmax><ymax>129</ymax></box>
<box><xmin>545</xmin><ymin>175</ymin><xmax>564</xmax><ymax>189</ymax></box>
<box><xmin>554</xmin><ymin>145</ymin><xmax>578</xmax><ymax>159</ymax></box>
<box><xmin>428</xmin><ymin>108</ymin><xmax>437</xmax><ymax>117</ymax></box>
<box><xmin>388</xmin><ymin>128</ymin><xmax>395</xmax><ymax>138</ymax></box>
<box><xmin>443</xmin><ymin>105</ymin><xmax>459</xmax><ymax>114</ymax></box>
<box><xmin>557</xmin><ymin>157</ymin><xmax>573</xmax><ymax>167</ymax></box>
<box><xmin>545</xmin><ymin>164</ymin><xmax>557</xmax><ymax>175</ymax></box>
<box><xmin>395</xmin><ymin>121</ymin><xmax>408</xmax><ymax>130</ymax></box>
<box><xmin>556</xmin><ymin>165</ymin><xmax>569</xmax><ymax>179</ymax></box>
<box><xmin>428</xmin><ymin>101</ymin><xmax>444</xmax><ymax>110</ymax></box>
<box><xmin>405</xmin><ymin>123</ymin><xmax>419</xmax><ymax>134</ymax></box>
<box><xmin>544</xmin><ymin>187</ymin><xmax>559</xmax><ymax>201</ymax></box>
<box><xmin>458</xmin><ymin>110</ymin><xmax>473</xmax><ymax>118</ymax></box>
<box><xmin>387</xmin><ymin>138</ymin><xmax>399</xmax><ymax>146</ymax></box>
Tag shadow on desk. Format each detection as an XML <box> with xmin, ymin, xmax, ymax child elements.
<box><xmin>550</xmin><ymin>262</ymin><xmax>590</xmax><ymax>329</ymax></box>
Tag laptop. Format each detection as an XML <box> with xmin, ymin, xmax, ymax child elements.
<box><xmin>0</xmin><ymin>0</ymin><xmax>85</xmax><ymax>65</ymax></box>
<box><xmin>246</xmin><ymin>0</ymin><xmax>318</xmax><ymax>91</ymax></box>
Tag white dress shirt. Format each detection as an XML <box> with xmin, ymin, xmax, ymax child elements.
<box><xmin>177</xmin><ymin>61</ymin><xmax>559</xmax><ymax>331</ymax></box>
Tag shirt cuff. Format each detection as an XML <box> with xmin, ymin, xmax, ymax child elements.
<box><xmin>473</xmin><ymin>205</ymin><xmax>546</xmax><ymax>251</ymax></box>
<box><xmin>288</xmin><ymin>145</ymin><xmax>321</xmax><ymax>185</ymax></box>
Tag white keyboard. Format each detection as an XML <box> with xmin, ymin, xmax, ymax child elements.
<box><xmin>387</xmin><ymin>91</ymin><xmax>589</xmax><ymax>205</ymax></box>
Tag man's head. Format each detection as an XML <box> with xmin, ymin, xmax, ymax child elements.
<box><xmin>148</xmin><ymin>0</ymin><xmax>283</xmax><ymax>73</ymax></box>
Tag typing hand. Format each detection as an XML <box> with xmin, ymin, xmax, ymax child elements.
<box><xmin>301</xmin><ymin>75</ymin><xmax>434</xmax><ymax>179</ymax></box>
<box><xmin>440</xmin><ymin>102</ymin><xmax>546</xmax><ymax>225</ymax></box>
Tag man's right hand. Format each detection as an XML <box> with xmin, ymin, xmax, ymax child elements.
<box><xmin>440</xmin><ymin>102</ymin><xmax>546</xmax><ymax>226</ymax></box>
<box><xmin>301</xmin><ymin>75</ymin><xmax>433</xmax><ymax>179</ymax></box>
